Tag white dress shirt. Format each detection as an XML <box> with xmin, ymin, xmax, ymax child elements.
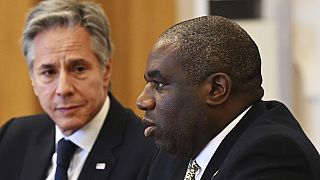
<box><xmin>46</xmin><ymin>96</ymin><xmax>110</xmax><ymax>180</ymax></box>
<box><xmin>194</xmin><ymin>107</ymin><xmax>251</xmax><ymax>180</ymax></box>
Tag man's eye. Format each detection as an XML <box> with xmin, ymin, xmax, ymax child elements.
<box><xmin>157</xmin><ymin>82</ymin><xmax>164</xmax><ymax>88</ymax></box>
<box><xmin>41</xmin><ymin>69</ymin><xmax>56</xmax><ymax>76</ymax></box>
<box><xmin>151</xmin><ymin>81</ymin><xmax>165</xmax><ymax>90</ymax></box>
<box><xmin>73</xmin><ymin>65</ymin><xmax>87</xmax><ymax>72</ymax></box>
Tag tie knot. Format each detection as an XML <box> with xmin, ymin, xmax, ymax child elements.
<box><xmin>56</xmin><ymin>139</ymin><xmax>78</xmax><ymax>168</ymax></box>
<box><xmin>189</xmin><ymin>159</ymin><xmax>200</xmax><ymax>171</ymax></box>
<box><xmin>184</xmin><ymin>159</ymin><xmax>200</xmax><ymax>180</ymax></box>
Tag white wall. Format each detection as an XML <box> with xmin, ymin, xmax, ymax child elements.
<box><xmin>292</xmin><ymin>0</ymin><xmax>320</xmax><ymax>151</ymax></box>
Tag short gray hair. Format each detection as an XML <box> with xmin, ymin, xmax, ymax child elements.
<box><xmin>22</xmin><ymin>0</ymin><xmax>113</xmax><ymax>70</ymax></box>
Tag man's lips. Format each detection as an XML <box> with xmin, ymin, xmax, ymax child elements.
<box><xmin>55</xmin><ymin>105</ymin><xmax>82</xmax><ymax>114</ymax></box>
<box><xmin>142</xmin><ymin>117</ymin><xmax>156</xmax><ymax>137</ymax></box>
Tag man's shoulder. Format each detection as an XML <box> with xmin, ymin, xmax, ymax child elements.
<box><xmin>10</xmin><ymin>113</ymin><xmax>50</xmax><ymax>121</ymax></box>
<box><xmin>2</xmin><ymin>113</ymin><xmax>52</xmax><ymax>128</ymax></box>
<box><xmin>246</xmin><ymin>100</ymin><xmax>303</xmax><ymax>134</ymax></box>
<box><xmin>218</xmin><ymin>101</ymin><xmax>320</xmax><ymax>179</ymax></box>
<box><xmin>0</xmin><ymin>113</ymin><xmax>54</xmax><ymax>140</ymax></box>
<box><xmin>239</xmin><ymin>100</ymin><xmax>315</xmax><ymax>152</ymax></box>
<box><xmin>219</xmin><ymin>127</ymin><xmax>320</xmax><ymax>179</ymax></box>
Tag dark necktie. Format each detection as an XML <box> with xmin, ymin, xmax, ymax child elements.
<box><xmin>55</xmin><ymin>139</ymin><xmax>78</xmax><ymax>180</ymax></box>
<box><xmin>184</xmin><ymin>159</ymin><xmax>200</xmax><ymax>180</ymax></box>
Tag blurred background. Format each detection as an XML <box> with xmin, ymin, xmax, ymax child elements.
<box><xmin>0</xmin><ymin>0</ymin><xmax>319</xmax><ymax>151</ymax></box>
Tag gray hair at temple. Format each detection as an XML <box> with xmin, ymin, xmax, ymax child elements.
<box><xmin>22</xmin><ymin>0</ymin><xmax>113</xmax><ymax>71</ymax></box>
<box><xmin>157</xmin><ymin>15</ymin><xmax>263</xmax><ymax>95</ymax></box>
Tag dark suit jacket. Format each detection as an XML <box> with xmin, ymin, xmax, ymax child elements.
<box><xmin>0</xmin><ymin>94</ymin><xmax>156</xmax><ymax>180</ymax></box>
<box><xmin>144</xmin><ymin>100</ymin><xmax>320</xmax><ymax>180</ymax></box>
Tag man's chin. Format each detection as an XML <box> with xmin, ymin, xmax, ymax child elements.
<box><xmin>155</xmin><ymin>140</ymin><xmax>179</xmax><ymax>156</ymax></box>
<box><xmin>53</xmin><ymin>117</ymin><xmax>87</xmax><ymax>134</ymax></box>
<box><xmin>156</xmin><ymin>140</ymin><xmax>194</xmax><ymax>159</ymax></box>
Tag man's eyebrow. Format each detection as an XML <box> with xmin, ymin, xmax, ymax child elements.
<box><xmin>68</xmin><ymin>58</ymin><xmax>88</xmax><ymax>65</ymax></box>
<box><xmin>146</xmin><ymin>70</ymin><xmax>162</xmax><ymax>79</ymax></box>
<box><xmin>39</xmin><ymin>64</ymin><xmax>54</xmax><ymax>69</ymax></box>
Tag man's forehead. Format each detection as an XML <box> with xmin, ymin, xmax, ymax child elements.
<box><xmin>152</xmin><ymin>38</ymin><xmax>180</xmax><ymax>53</ymax></box>
<box><xmin>38</xmin><ymin>58</ymin><xmax>87</xmax><ymax>64</ymax></box>
<box><xmin>145</xmin><ymin>39</ymin><xmax>182</xmax><ymax>75</ymax></box>
<box><xmin>147</xmin><ymin>45</ymin><xmax>179</xmax><ymax>66</ymax></box>
<box><xmin>146</xmin><ymin>58</ymin><xmax>162</xmax><ymax>73</ymax></box>
<box><xmin>145</xmin><ymin>54</ymin><xmax>178</xmax><ymax>80</ymax></box>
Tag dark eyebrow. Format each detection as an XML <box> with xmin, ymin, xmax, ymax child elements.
<box><xmin>39</xmin><ymin>64</ymin><xmax>54</xmax><ymax>69</ymax></box>
<box><xmin>145</xmin><ymin>69</ymin><xmax>169</xmax><ymax>82</ymax></box>
<box><xmin>36</xmin><ymin>59</ymin><xmax>89</xmax><ymax>71</ymax></box>
<box><xmin>146</xmin><ymin>70</ymin><xmax>162</xmax><ymax>79</ymax></box>
<box><xmin>68</xmin><ymin>58</ymin><xmax>88</xmax><ymax>65</ymax></box>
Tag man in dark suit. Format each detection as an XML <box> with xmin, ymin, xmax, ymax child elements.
<box><xmin>0</xmin><ymin>0</ymin><xmax>155</xmax><ymax>180</ymax></box>
<box><xmin>136</xmin><ymin>15</ymin><xmax>320</xmax><ymax>180</ymax></box>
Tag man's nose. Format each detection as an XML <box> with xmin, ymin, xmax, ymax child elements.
<box><xmin>56</xmin><ymin>71</ymin><xmax>74</xmax><ymax>96</ymax></box>
<box><xmin>136</xmin><ymin>85</ymin><xmax>155</xmax><ymax>111</ymax></box>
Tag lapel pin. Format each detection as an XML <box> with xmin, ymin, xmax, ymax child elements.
<box><xmin>211</xmin><ymin>170</ymin><xmax>219</xmax><ymax>179</ymax></box>
<box><xmin>96</xmin><ymin>163</ymin><xmax>106</xmax><ymax>170</ymax></box>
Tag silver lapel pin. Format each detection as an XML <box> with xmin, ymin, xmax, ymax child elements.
<box><xmin>96</xmin><ymin>163</ymin><xmax>106</xmax><ymax>170</ymax></box>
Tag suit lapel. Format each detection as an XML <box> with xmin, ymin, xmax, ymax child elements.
<box><xmin>77</xmin><ymin>146</ymin><xmax>116</xmax><ymax>180</ymax></box>
<box><xmin>201</xmin><ymin>100</ymin><xmax>267</xmax><ymax>180</ymax></box>
<box><xmin>21</xmin><ymin>120</ymin><xmax>55</xmax><ymax>180</ymax></box>
<box><xmin>171</xmin><ymin>159</ymin><xmax>189</xmax><ymax>179</ymax></box>
<box><xmin>148</xmin><ymin>150</ymin><xmax>189</xmax><ymax>180</ymax></box>
<box><xmin>78</xmin><ymin>95</ymin><xmax>126</xmax><ymax>180</ymax></box>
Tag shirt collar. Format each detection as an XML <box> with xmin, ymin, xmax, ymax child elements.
<box><xmin>55</xmin><ymin>95</ymin><xmax>110</xmax><ymax>152</ymax></box>
<box><xmin>196</xmin><ymin>106</ymin><xmax>251</xmax><ymax>172</ymax></box>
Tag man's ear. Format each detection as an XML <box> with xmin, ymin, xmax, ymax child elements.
<box><xmin>103</xmin><ymin>58</ymin><xmax>113</xmax><ymax>90</ymax></box>
<box><xmin>205</xmin><ymin>73</ymin><xmax>231</xmax><ymax>106</ymax></box>
<box><xmin>30</xmin><ymin>75</ymin><xmax>39</xmax><ymax>97</ymax></box>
